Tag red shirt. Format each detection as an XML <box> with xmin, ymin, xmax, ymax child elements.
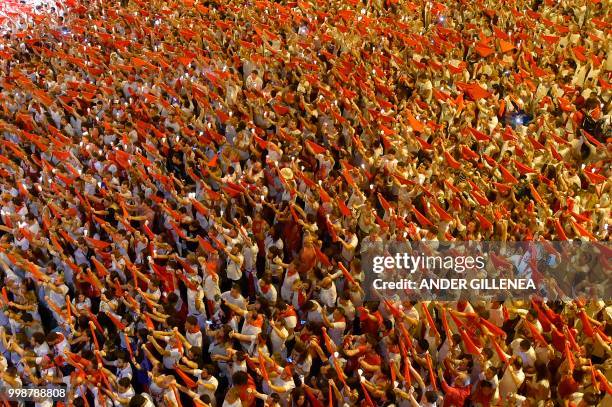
<box><xmin>471</xmin><ymin>387</ymin><xmax>493</xmax><ymax>407</ymax></box>
<box><xmin>359</xmin><ymin>310</ymin><xmax>383</xmax><ymax>335</ymax></box>
<box><xmin>558</xmin><ymin>375</ymin><xmax>579</xmax><ymax>399</ymax></box>
<box><xmin>441</xmin><ymin>380</ymin><xmax>470</xmax><ymax>407</ymax></box>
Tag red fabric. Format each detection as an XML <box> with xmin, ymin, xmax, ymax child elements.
<box><xmin>441</xmin><ymin>380</ymin><xmax>470</xmax><ymax>407</ymax></box>
<box><xmin>359</xmin><ymin>310</ymin><xmax>383</xmax><ymax>335</ymax></box>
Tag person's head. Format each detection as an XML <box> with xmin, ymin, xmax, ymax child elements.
<box><xmin>116</xmin><ymin>350</ymin><xmax>129</xmax><ymax>368</ymax></box>
<box><xmin>169</xmin><ymin>336</ymin><xmax>180</xmax><ymax>349</ymax></box>
<box><xmin>479</xmin><ymin>380</ymin><xmax>493</xmax><ymax>395</ymax></box>
<box><xmin>292</xmin><ymin>388</ymin><xmax>306</xmax><ymax>405</ymax></box>
<box><xmin>186</xmin><ymin>316</ymin><xmax>198</xmax><ymax>330</ymax></box>
<box><xmin>167</xmin><ymin>292</ymin><xmax>179</xmax><ymax>305</ymax></box>
<box><xmin>485</xmin><ymin>366</ymin><xmax>498</xmax><ymax>381</ymax></box>
<box><xmin>572</xmin><ymin>369</ymin><xmax>585</xmax><ymax>384</ymax></box>
<box><xmin>281</xmin><ymin>365</ymin><xmax>292</xmax><ymax>380</ymax></box>
<box><xmin>200</xmin><ymin>364</ymin><xmax>214</xmax><ymax>380</ymax></box>
<box><xmin>118</xmin><ymin>377</ymin><xmax>131</xmax><ymax>392</ymax></box>
<box><xmin>481</xmin><ymin>347</ymin><xmax>493</xmax><ymax>361</ymax></box>
<box><xmin>248</xmin><ymin>310</ymin><xmax>260</xmax><ymax>323</ymax></box>
<box><xmin>188</xmin><ymin>346</ymin><xmax>202</xmax><ymax>361</ymax></box>
<box><xmin>230</xmin><ymin>283</ymin><xmax>241</xmax><ymax>297</ymax></box>
<box><xmin>46</xmin><ymin>332</ymin><xmax>60</xmax><ymax>345</ymax></box>
<box><xmin>519</xmin><ymin>339</ymin><xmax>532</xmax><ymax>352</ymax></box>
<box><xmin>527</xmin><ymin>309</ymin><xmax>538</xmax><ymax>321</ymax></box>
<box><xmin>128</xmin><ymin>395</ymin><xmax>148</xmax><ymax>407</ymax></box>
<box><xmin>232</xmin><ymin>371</ymin><xmax>248</xmax><ymax>387</ymax></box>
<box><xmin>456</xmin><ymin>373</ymin><xmax>469</xmax><ymax>387</ymax></box>
<box><xmin>425</xmin><ymin>391</ymin><xmax>439</xmax><ymax>403</ymax></box>
<box><xmin>303</xmin><ymin>300</ymin><xmax>317</xmax><ymax>312</ymax></box>
<box><xmin>512</xmin><ymin>356</ymin><xmax>523</xmax><ymax>370</ymax></box>
<box><xmin>417</xmin><ymin>338</ymin><xmax>429</xmax><ymax>353</ymax></box>
<box><xmin>32</xmin><ymin>332</ymin><xmax>46</xmax><ymax>345</ymax></box>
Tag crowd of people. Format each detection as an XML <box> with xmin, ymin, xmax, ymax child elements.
<box><xmin>0</xmin><ymin>0</ymin><xmax>610</xmax><ymax>405</ymax></box>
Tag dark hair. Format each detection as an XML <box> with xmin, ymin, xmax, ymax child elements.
<box><xmin>117</xmin><ymin>350</ymin><xmax>128</xmax><ymax>362</ymax></box>
<box><xmin>425</xmin><ymin>391</ymin><xmax>438</xmax><ymax>402</ymax></box>
<box><xmin>118</xmin><ymin>377</ymin><xmax>131</xmax><ymax>388</ymax></box>
<box><xmin>33</xmin><ymin>332</ymin><xmax>46</xmax><ymax>344</ymax></box>
<box><xmin>418</xmin><ymin>339</ymin><xmax>430</xmax><ymax>352</ymax></box>
<box><xmin>232</xmin><ymin>371</ymin><xmax>248</xmax><ymax>386</ymax></box>
<box><xmin>128</xmin><ymin>394</ymin><xmax>148</xmax><ymax>407</ymax></box>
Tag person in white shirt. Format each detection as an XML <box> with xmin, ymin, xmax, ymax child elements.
<box><xmin>108</xmin><ymin>377</ymin><xmax>135</xmax><ymax>406</ymax></box>
<box><xmin>322</xmin><ymin>307</ymin><xmax>347</xmax><ymax>346</ymax></box>
<box><xmin>245</xmin><ymin>70</ymin><xmax>263</xmax><ymax>92</ymax></box>
<box><xmin>510</xmin><ymin>338</ymin><xmax>536</xmax><ymax>369</ymax></box>
<box><xmin>488</xmin><ymin>301</ymin><xmax>505</xmax><ymax>327</ymax></box>
<box><xmin>149</xmin><ymin>335</ymin><xmax>182</xmax><ymax>370</ymax></box>
<box><xmin>30</xmin><ymin>332</ymin><xmax>50</xmax><ymax>357</ymax></box>
<box><xmin>499</xmin><ymin>357</ymin><xmax>526</xmax><ymax>400</ymax></box>
<box><xmin>221</xmin><ymin>285</ymin><xmax>248</xmax><ymax>311</ymax></box>
<box><xmin>317</xmin><ymin>277</ymin><xmax>337</xmax><ymax>308</ymax></box>
<box><xmin>100</xmin><ymin>350</ymin><xmax>133</xmax><ymax>381</ymax></box>
<box><xmin>338</xmin><ymin>230</ymin><xmax>358</xmax><ymax>263</ymax></box>
<box><xmin>185</xmin><ymin>316</ymin><xmax>203</xmax><ymax>348</ymax></box>
<box><xmin>222</xmin><ymin>388</ymin><xmax>243</xmax><ymax>407</ymax></box>
<box><xmin>203</xmin><ymin>269</ymin><xmax>221</xmax><ymax>314</ymax></box>
<box><xmin>242</xmin><ymin>237</ymin><xmax>259</xmax><ymax>273</ymax></box>
<box><xmin>269</xmin><ymin>318</ymin><xmax>288</xmax><ymax>358</ymax></box>
<box><xmin>195</xmin><ymin>365</ymin><xmax>219</xmax><ymax>406</ymax></box>
<box><xmin>224</xmin><ymin>244</ymin><xmax>244</xmax><ymax>282</ymax></box>
<box><xmin>230</xmin><ymin>311</ymin><xmax>263</xmax><ymax>354</ymax></box>
<box><xmin>125</xmin><ymin>394</ymin><xmax>155</xmax><ymax>407</ymax></box>
<box><xmin>175</xmin><ymin>363</ymin><xmax>219</xmax><ymax>406</ymax></box>
<box><xmin>265</xmin><ymin>366</ymin><xmax>295</xmax><ymax>406</ymax></box>
<box><xmin>258</xmin><ymin>276</ymin><xmax>277</xmax><ymax>305</ymax></box>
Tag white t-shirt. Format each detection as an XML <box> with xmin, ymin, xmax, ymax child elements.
<box><xmin>204</xmin><ymin>274</ymin><xmax>221</xmax><ymax>301</ymax></box>
<box><xmin>274</xmin><ymin>377</ymin><xmax>295</xmax><ymax>405</ymax></box>
<box><xmin>488</xmin><ymin>306</ymin><xmax>505</xmax><ymax>327</ymax></box>
<box><xmin>226</xmin><ymin>253</ymin><xmax>244</xmax><ymax>281</ymax></box>
<box><xmin>510</xmin><ymin>339</ymin><xmax>536</xmax><ymax>368</ymax></box>
<box><xmin>162</xmin><ymin>344</ymin><xmax>182</xmax><ymax>369</ymax></box>
<box><xmin>195</xmin><ymin>374</ymin><xmax>218</xmax><ymax>405</ymax></box>
<box><xmin>115</xmin><ymin>387</ymin><xmax>135</xmax><ymax>407</ymax></box>
<box><xmin>222</xmin><ymin>398</ymin><xmax>242</xmax><ymax>407</ymax></box>
<box><xmin>271</xmin><ymin>326</ymin><xmax>288</xmax><ymax>355</ymax></box>
<box><xmin>187</xmin><ymin>286</ymin><xmax>205</xmax><ymax>317</ymax></box>
<box><xmin>328</xmin><ymin>317</ymin><xmax>346</xmax><ymax>346</ymax></box>
<box><xmin>341</xmin><ymin>234</ymin><xmax>358</xmax><ymax>262</ymax></box>
<box><xmin>499</xmin><ymin>367</ymin><xmax>525</xmax><ymax>399</ymax></box>
<box><xmin>240</xmin><ymin>322</ymin><xmax>262</xmax><ymax>353</ymax></box>
<box><xmin>243</xmin><ymin>243</ymin><xmax>258</xmax><ymax>271</ymax></box>
<box><xmin>220</xmin><ymin>292</ymin><xmax>247</xmax><ymax>310</ymax></box>
<box><xmin>186</xmin><ymin>330</ymin><xmax>203</xmax><ymax>348</ymax></box>
<box><xmin>318</xmin><ymin>285</ymin><xmax>337</xmax><ymax>308</ymax></box>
